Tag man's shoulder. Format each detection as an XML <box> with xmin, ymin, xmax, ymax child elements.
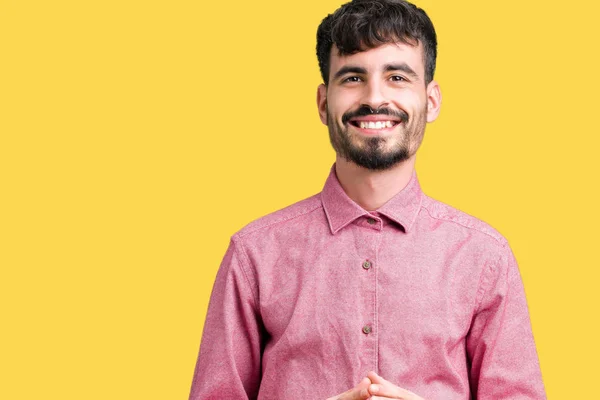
<box><xmin>420</xmin><ymin>194</ymin><xmax>509</xmax><ymax>247</ymax></box>
<box><xmin>233</xmin><ymin>193</ymin><xmax>323</xmax><ymax>239</ymax></box>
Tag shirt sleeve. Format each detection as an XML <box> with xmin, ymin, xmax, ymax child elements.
<box><xmin>189</xmin><ymin>237</ymin><xmax>263</xmax><ymax>400</ymax></box>
<box><xmin>466</xmin><ymin>243</ymin><xmax>546</xmax><ymax>399</ymax></box>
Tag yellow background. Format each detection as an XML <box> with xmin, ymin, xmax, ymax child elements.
<box><xmin>1</xmin><ymin>0</ymin><xmax>598</xmax><ymax>398</ymax></box>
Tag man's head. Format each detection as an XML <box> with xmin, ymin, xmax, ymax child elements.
<box><xmin>317</xmin><ymin>0</ymin><xmax>437</xmax><ymax>87</ymax></box>
<box><xmin>316</xmin><ymin>0</ymin><xmax>441</xmax><ymax>171</ymax></box>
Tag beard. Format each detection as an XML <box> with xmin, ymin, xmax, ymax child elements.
<box><xmin>327</xmin><ymin>104</ymin><xmax>427</xmax><ymax>171</ymax></box>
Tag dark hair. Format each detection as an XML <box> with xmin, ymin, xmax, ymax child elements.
<box><xmin>316</xmin><ymin>0</ymin><xmax>437</xmax><ymax>85</ymax></box>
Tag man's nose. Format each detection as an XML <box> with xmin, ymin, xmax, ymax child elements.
<box><xmin>360</xmin><ymin>80</ymin><xmax>389</xmax><ymax>110</ymax></box>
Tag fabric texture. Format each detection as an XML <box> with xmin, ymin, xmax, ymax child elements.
<box><xmin>189</xmin><ymin>165</ymin><xmax>546</xmax><ymax>399</ymax></box>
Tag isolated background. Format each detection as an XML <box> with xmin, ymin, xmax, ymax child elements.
<box><xmin>2</xmin><ymin>0</ymin><xmax>599</xmax><ymax>398</ymax></box>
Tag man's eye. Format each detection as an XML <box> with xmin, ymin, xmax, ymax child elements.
<box><xmin>343</xmin><ymin>76</ymin><xmax>362</xmax><ymax>83</ymax></box>
<box><xmin>390</xmin><ymin>75</ymin><xmax>406</xmax><ymax>82</ymax></box>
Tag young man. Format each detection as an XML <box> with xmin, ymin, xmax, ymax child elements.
<box><xmin>189</xmin><ymin>1</ymin><xmax>546</xmax><ymax>399</ymax></box>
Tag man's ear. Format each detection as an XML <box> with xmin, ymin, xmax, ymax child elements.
<box><xmin>426</xmin><ymin>80</ymin><xmax>442</xmax><ymax>123</ymax></box>
<box><xmin>317</xmin><ymin>83</ymin><xmax>328</xmax><ymax>125</ymax></box>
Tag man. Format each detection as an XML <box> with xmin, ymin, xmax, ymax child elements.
<box><xmin>189</xmin><ymin>0</ymin><xmax>546</xmax><ymax>399</ymax></box>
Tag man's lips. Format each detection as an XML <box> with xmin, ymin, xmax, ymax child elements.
<box><xmin>341</xmin><ymin>105</ymin><xmax>408</xmax><ymax>132</ymax></box>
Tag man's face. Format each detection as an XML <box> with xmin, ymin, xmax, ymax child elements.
<box><xmin>317</xmin><ymin>42</ymin><xmax>441</xmax><ymax>170</ymax></box>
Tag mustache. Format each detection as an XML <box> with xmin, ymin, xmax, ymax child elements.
<box><xmin>341</xmin><ymin>105</ymin><xmax>408</xmax><ymax>125</ymax></box>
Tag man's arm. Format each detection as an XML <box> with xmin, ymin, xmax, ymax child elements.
<box><xmin>189</xmin><ymin>238</ymin><xmax>263</xmax><ymax>400</ymax></box>
<box><xmin>466</xmin><ymin>244</ymin><xmax>546</xmax><ymax>399</ymax></box>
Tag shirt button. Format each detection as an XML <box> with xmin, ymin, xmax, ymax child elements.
<box><xmin>367</xmin><ymin>217</ymin><xmax>376</xmax><ymax>225</ymax></box>
<box><xmin>362</xmin><ymin>325</ymin><xmax>372</xmax><ymax>334</ymax></box>
<box><xmin>362</xmin><ymin>260</ymin><xmax>372</xmax><ymax>270</ymax></box>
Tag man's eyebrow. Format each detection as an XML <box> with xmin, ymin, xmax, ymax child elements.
<box><xmin>385</xmin><ymin>63</ymin><xmax>419</xmax><ymax>80</ymax></box>
<box><xmin>332</xmin><ymin>64</ymin><xmax>420</xmax><ymax>82</ymax></box>
<box><xmin>332</xmin><ymin>66</ymin><xmax>367</xmax><ymax>81</ymax></box>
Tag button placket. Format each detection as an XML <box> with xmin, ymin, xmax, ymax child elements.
<box><xmin>353</xmin><ymin>218</ymin><xmax>381</xmax><ymax>373</ymax></box>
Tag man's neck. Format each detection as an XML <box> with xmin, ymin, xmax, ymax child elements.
<box><xmin>334</xmin><ymin>155</ymin><xmax>416</xmax><ymax>211</ymax></box>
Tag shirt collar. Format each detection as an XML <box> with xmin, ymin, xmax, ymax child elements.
<box><xmin>321</xmin><ymin>163</ymin><xmax>423</xmax><ymax>234</ymax></box>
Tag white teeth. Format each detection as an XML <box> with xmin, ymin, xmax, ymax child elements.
<box><xmin>358</xmin><ymin>121</ymin><xmax>395</xmax><ymax>130</ymax></box>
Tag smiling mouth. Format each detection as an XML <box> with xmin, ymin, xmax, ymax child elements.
<box><xmin>349</xmin><ymin>120</ymin><xmax>401</xmax><ymax>130</ymax></box>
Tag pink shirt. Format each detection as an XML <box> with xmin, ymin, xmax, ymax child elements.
<box><xmin>190</xmin><ymin>165</ymin><xmax>545</xmax><ymax>399</ymax></box>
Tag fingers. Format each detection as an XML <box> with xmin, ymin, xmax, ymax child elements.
<box><xmin>367</xmin><ymin>370</ymin><xmax>395</xmax><ymax>397</ymax></box>
<box><xmin>366</xmin><ymin>371</ymin><xmax>421</xmax><ymax>400</ymax></box>
<box><xmin>351</xmin><ymin>377</ymin><xmax>372</xmax><ymax>400</ymax></box>
<box><xmin>367</xmin><ymin>371</ymin><xmax>388</xmax><ymax>385</ymax></box>
<box><xmin>327</xmin><ymin>372</ymin><xmax>423</xmax><ymax>400</ymax></box>
<box><xmin>327</xmin><ymin>377</ymin><xmax>372</xmax><ymax>400</ymax></box>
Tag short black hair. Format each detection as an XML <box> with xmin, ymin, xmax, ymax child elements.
<box><xmin>316</xmin><ymin>0</ymin><xmax>437</xmax><ymax>85</ymax></box>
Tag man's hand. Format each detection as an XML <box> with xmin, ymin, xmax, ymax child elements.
<box><xmin>326</xmin><ymin>377</ymin><xmax>372</xmax><ymax>400</ymax></box>
<box><xmin>366</xmin><ymin>371</ymin><xmax>425</xmax><ymax>400</ymax></box>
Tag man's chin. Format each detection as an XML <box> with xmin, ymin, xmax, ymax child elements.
<box><xmin>343</xmin><ymin>150</ymin><xmax>410</xmax><ymax>171</ymax></box>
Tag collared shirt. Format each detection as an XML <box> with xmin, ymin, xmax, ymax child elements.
<box><xmin>189</xmin><ymin>165</ymin><xmax>546</xmax><ymax>399</ymax></box>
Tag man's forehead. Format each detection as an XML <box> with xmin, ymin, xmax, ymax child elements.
<box><xmin>329</xmin><ymin>42</ymin><xmax>425</xmax><ymax>75</ymax></box>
